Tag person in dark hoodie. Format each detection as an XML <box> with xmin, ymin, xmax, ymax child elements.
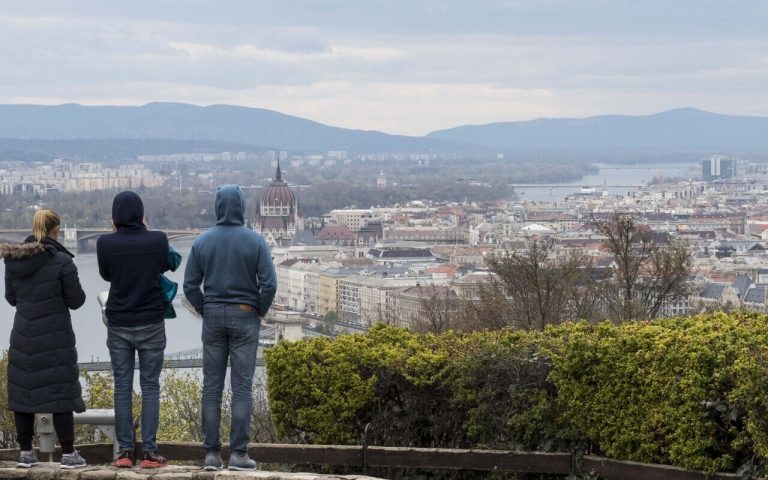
<box><xmin>96</xmin><ymin>191</ymin><xmax>171</xmax><ymax>469</ymax></box>
<box><xmin>1</xmin><ymin>209</ymin><xmax>87</xmax><ymax>469</ymax></box>
<box><xmin>184</xmin><ymin>185</ymin><xmax>276</xmax><ymax>471</ymax></box>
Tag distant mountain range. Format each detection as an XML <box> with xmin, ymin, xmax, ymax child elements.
<box><xmin>0</xmin><ymin>103</ymin><xmax>469</xmax><ymax>155</ymax></box>
<box><xmin>0</xmin><ymin>103</ymin><xmax>766</xmax><ymax>156</ymax></box>
<box><xmin>428</xmin><ymin>108</ymin><xmax>768</xmax><ymax>151</ymax></box>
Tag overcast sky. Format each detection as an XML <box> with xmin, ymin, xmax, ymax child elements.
<box><xmin>2</xmin><ymin>1</ymin><xmax>767</xmax><ymax>135</ymax></box>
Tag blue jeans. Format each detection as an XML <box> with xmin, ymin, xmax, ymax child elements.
<box><xmin>107</xmin><ymin>322</ymin><xmax>166</xmax><ymax>453</ymax></box>
<box><xmin>201</xmin><ymin>304</ymin><xmax>260</xmax><ymax>454</ymax></box>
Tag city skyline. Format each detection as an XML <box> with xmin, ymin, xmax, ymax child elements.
<box><xmin>2</xmin><ymin>1</ymin><xmax>768</xmax><ymax>135</ymax></box>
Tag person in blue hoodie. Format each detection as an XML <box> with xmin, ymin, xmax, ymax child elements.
<box><xmin>183</xmin><ymin>185</ymin><xmax>276</xmax><ymax>471</ymax></box>
<box><xmin>96</xmin><ymin>191</ymin><xmax>172</xmax><ymax>469</ymax></box>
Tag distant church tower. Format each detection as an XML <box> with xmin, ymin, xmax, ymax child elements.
<box><xmin>254</xmin><ymin>157</ymin><xmax>302</xmax><ymax>246</ymax></box>
<box><xmin>376</xmin><ymin>169</ymin><xmax>387</xmax><ymax>189</ymax></box>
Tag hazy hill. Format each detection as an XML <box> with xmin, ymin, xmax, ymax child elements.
<box><xmin>2</xmin><ymin>104</ymin><xmax>767</xmax><ymax>158</ymax></box>
<box><xmin>427</xmin><ymin>108</ymin><xmax>768</xmax><ymax>151</ymax></box>
<box><xmin>0</xmin><ymin>103</ymin><xmax>468</xmax><ymax>154</ymax></box>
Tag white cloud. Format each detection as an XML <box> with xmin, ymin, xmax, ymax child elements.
<box><xmin>1</xmin><ymin>4</ymin><xmax>768</xmax><ymax>134</ymax></box>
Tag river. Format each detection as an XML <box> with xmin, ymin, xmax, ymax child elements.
<box><xmin>513</xmin><ymin>162</ymin><xmax>701</xmax><ymax>202</ymax></box>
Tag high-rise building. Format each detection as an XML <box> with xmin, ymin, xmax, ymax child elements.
<box><xmin>702</xmin><ymin>155</ymin><xmax>736</xmax><ymax>181</ymax></box>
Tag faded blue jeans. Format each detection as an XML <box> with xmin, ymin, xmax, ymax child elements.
<box><xmin>201</xmin><ymin>303</ymin><xmax>260</xmax><ymax>454</ymax></box>
<box><xmin>107</xmin><ymin>322</ymin><xmax>166</xmax><ymax>453</ymax></box>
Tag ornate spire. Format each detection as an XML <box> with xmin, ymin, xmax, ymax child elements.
<box><xmin>275</xmin><ymin>155</ymin><xmax>282</xmax><ymax>182</ymax></box>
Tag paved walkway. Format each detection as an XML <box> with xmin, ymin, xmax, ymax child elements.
<box><xmin>0</xmin><ymin>462</ymin><xmax>385</xmax><ymax>479</ymax></box>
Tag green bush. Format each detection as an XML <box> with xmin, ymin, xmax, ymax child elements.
<box><xmin>550</xmin><ymin>314</ymin><xmax>753</xmax><ymax>472</ymax></box>
<box><xmin>265</xmin><ymin>325</ymin><xmax>568</xmax><ymax>450</ymax></box>
<box><xmin>264</xmin><ymin>313</ymin><xmax>768</xmax><ymax>474</ymax></box>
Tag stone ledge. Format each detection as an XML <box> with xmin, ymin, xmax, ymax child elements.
<box><xmin>0</xmin><ymin>462</ymin><xmax>384</xmax><ymax>479</ymax></box>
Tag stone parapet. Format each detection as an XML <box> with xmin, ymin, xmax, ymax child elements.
<box><xmin>0</xmin><ymin>462</ymin><xmax>384</xmax><ymax>480</ymax></box>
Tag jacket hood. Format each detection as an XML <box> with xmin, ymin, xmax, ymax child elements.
<box><xmin>1</xmin><ymin>242</ymin><xmax>52</xmax><ymax>279</ymax></box>
<box><xmin>215</xmin><ymin>185</ymin><xmax>245</xmax><ymax>226</ymax></box>
<box><xmin>112</xmin><ymin>191</ymin><xmax>146</xmax><ymax>230</ymax></box>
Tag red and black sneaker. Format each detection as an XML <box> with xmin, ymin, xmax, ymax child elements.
<box><xmin>139</xmin><ymin>451</ymin><xmax>167</xmax><ymax>468</ymax></box>
<box><xmin>111</xmin><ymin>450</ymin><xmax>134</xmax><ymax>468</ymax></box>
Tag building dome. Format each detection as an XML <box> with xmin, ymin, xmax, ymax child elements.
<box><xmin>261</xmin><ymin>183</ymin><xmax>295</xmax><ymax>207</ymax></box>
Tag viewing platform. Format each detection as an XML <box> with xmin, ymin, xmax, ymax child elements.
<box><xmin>0</xmin><ymin>442</ymin><xmax>745</xmax><ymax>479</ymax></box>
<box><xmin>0</xmin><ymin>443</ymin><xmax>386</xmax><ymax>480</ymax></box>
<box><xmin>0</xmin><ymin>462</ymin><xmax>384</xmax><ymax>479</ymax></box>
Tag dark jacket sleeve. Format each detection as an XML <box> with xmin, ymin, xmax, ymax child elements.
<box><xmin>255</xmin><ymin>237</ymin><xmax>277</xmax><ymax>317</ymax></box>
<box><xmin>96</xmin><ymin>237</ymin><xmax>110</xmax><ymax>281</ymax></box>
<box><xmin>159</xmin><ymin>233</ymin><xmax>171</xmax><ymax>273</ymax></box>
<box><xmin>4</xmin><ymin>270</ymin><xmax>16</xmax><ymax>306</ymax></box>
<box><xmin>60</xmin><ymin>257</ymin><xmax>86</xmax><ymax>310</ymax></box>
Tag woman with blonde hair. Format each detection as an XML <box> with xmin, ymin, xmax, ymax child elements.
<box><xmin>1</xmin><ymin>210</ymin><xmax>87</xmax><ymax>469</ymax></box>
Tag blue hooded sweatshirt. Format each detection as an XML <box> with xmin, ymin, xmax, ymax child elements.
<box><xmin>183</xmin><ymin>185</ymin><xmax>277</xmax><ymax>316</ymax></box>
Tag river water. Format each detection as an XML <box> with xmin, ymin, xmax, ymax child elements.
<box><xmin>513</xmin><ymin>162</ymin><xmax>701</xmax><ymax>202</ymax></box>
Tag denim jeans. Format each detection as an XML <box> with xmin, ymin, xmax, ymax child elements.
<box><xmin>201</xmin><ymin>304</ymin><xmax>260</xmax><ymax>454</ymax></box>
<box><xmin>107</xmin><ymin>322</ymin><xmax>166</xmax><ymax>453</ymax></box>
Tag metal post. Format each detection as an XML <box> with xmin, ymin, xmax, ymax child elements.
<box><xmin>362</xmin><ymin>423</ymin><xmax>371</xmax><ymax>475</ymax></box>
<box><xmin>34</xmin><ymin>414</ymin><xmax>55</xmax><ymax>463</ymax></box>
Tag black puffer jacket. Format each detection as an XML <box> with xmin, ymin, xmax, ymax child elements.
<box><xmin>2</xmin><ymin>237</ymin><xmax>86</xmax><ymax>413</ymax></box>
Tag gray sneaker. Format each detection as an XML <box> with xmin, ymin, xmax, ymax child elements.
<box><xmin>17</xmin><ymin>450</ymin><xmax>39</xmax><ymax>468</ymax></box>
<box><xmin>60</xmin><ymin>450</ymin><xmax>87</xmax><ymax>469</ymax></box>
<box><xmin>203</xmin><ymin>451</ymin><xmax>222</xmax><ymax>471</ymax></box>
<box><xmin>228</xmin><ymin>452</ymin><xmax>256</xmax><ymax>471</ymax></box>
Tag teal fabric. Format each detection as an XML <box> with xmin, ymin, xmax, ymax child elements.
<box><xmin>162</xmin><ymin>246</ymin><xmax>182</xmax><ymax>318</ymax></box>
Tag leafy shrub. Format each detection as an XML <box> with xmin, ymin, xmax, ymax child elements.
<box><xmin>265</xmin><ymin>313</ymin><xmax>768</xmax><ymax>474</ymax></box>
<box><xmin>266</xmin><ymin>325</ymin><xmax>569</xmax><ymax>450</ymax></box>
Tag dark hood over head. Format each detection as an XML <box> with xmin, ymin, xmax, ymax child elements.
<box><xmin>112</xmin><ymin>191</ymin><xmax>145</xmax><ymax>230</ymax></box>
<box><xmin>215</xmin><ymin>185</ymin><xmax>245</xmax><ymax>226</ymax></box>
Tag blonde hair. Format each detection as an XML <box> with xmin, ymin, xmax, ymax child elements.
<box><xmin>32</xmin><ymin>210</ymin><xmax>60</xmax><ymax>242</ymax></box>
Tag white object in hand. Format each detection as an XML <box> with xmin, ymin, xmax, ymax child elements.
<box><xmin>97</xmin><ymin>291</ymin><xmax>108</xmax><ymax>326</ymax></box>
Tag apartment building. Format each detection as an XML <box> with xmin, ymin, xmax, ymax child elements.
<box><xmin>274</xmin><ymin>260</ymin><xmax>328</xmax><ymax>313</ymax></box>
<box><xmin>338</xmin><ymin>270</ymin><xmax>431</xmax><ymax>325</ymax></box>
<box><xmin>326</xmin><ymin>209</ymin><xmax>375</xmax><ymax>232</ymax></box>
<box><xmin>317</xmin><ymin>267</ymin><xmax>363</xmax><ymax>316</ymax></box>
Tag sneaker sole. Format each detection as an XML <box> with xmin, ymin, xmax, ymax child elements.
<box><xmin>16</xmin><ymin>463</ymin><xmax>37</xmax><ymax>468</ymax></box>
<box><xmin>139</xmin><ymin>462</ymin><xmax>166</xmax><ymax>468</ymax></box>
<box><xmin>112</xmin><ymin>462</ymin><xmax>134</xmax><ymax>468</ymax></box>
<box><xmin>228</xmin><ymin>466</ymin><xmax>256</xmax><ymax>471</ymax></box>
<box><xmin>203</xmin><ymin>465</ymin><xmax>221</xmax><ymax>471</ymax></box>
<box><xmin>60</xmin><ymin>464</ymin><xmax>87</xmax><ymax>469</ymax></box>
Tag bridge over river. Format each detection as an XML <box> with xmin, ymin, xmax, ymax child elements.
<box><xmin>508</xmin><ymin>183</ymin><xmax>644</xmax><ymax>188</ymax></box>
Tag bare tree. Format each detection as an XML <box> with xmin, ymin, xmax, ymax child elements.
<box><xmin>412</xmin><ymin>284</ymin><xmax>461</xmax><ymax>333</ymax></box>
<box><xmin>593</xmin><ymin>212</ymin><xmax>693</xmax><ymax>322</ymax></box>
<box><xmin>449</xmin><ymin>239</ymin><xmax>600</xmax><ymax>331</ymax></box>
<box><xmin>456</xmin><ymin>276</ymin><xmax>518</xmax><ymax>331</ymax></box>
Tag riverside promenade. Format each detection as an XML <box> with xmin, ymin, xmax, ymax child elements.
<box><xmin>0</xmin><ymin>462</ymin><xmax>385</xmax><ymax>479</ymax></box>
